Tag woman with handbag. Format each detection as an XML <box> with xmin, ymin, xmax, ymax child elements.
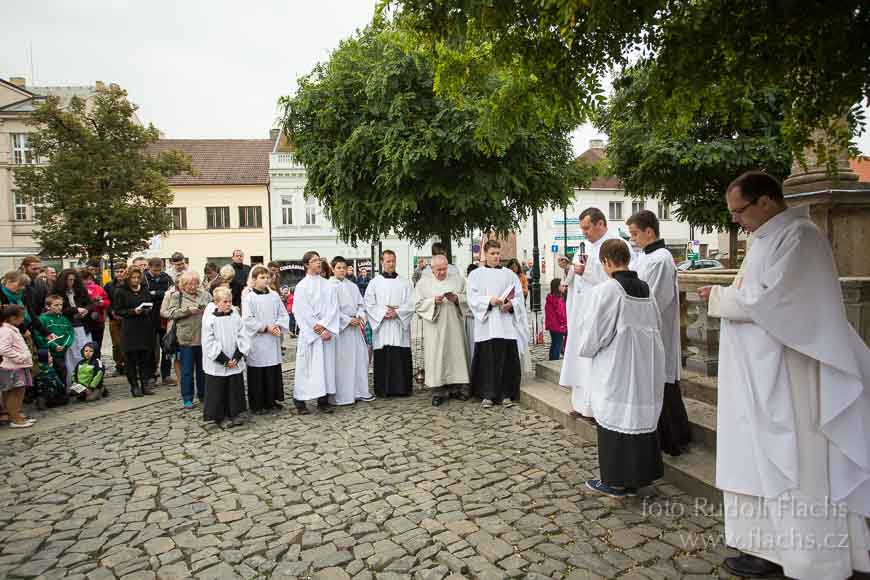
<box><xmin>165</xmin><ymin>272</ymin><xmax>210</xmax><ymax>409</ymax></box>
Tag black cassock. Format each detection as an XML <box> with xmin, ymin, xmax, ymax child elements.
<box><xmin>373</xmin><ymin>346</ymin><xmax>412</xmax><ymax>397</ymax></box>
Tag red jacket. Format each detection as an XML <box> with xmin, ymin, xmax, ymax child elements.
<box><xmin>286</xmin><ymin>292</ymin><xmax>294</xmax><ymax>314</ymax></box>
<box><xmin>84</xmin><ymin>280</ymin><xmax>110</xmax><ymax>324</ymax></box>
<box><xmin>544</xmin><ymin>294</ymin><xmax>567</xmax><ymax>334</ymax></box>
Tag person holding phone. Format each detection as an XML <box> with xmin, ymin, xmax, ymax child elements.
<box><xmin>113</xmin><ymin>267</ymin><xmax>156</xmax><ymax>397</ymax></box>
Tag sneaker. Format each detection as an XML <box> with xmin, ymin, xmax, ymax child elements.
<box><xmin>585</xmin><ymin>479</ymin><xmax>627</xmax><ymax>498</ymax></box>
<box><xmin>183</xmin><ymin>401</ymin><xmax>194</xmax><ymax>410</ymax></box>
<box><xmin>10</xmin><ymin>420</ymin><xmax>35</xmax><ymax>429</ymax></box>
<box><xmin>481</xmin><ymin>399</ymin><xmax>493</xmax><ymax>409</ymax></box>
<box><xmin>502</xmin><ymin>398</ymin><xmax>514</xmax><ymax>408</ymax></box>
<box><xmin>356</xmin><ymin>395</ymin><xmax>376</xmax><ymax>402</ymax></box>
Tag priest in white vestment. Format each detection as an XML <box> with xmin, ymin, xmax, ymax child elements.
<box><xmin>292</xmin><ymin>251</ymin><xmax>340</xmax><ymax>414</ymax></box>
<box><xmin>467</xmin><ymin>240</ymin><xmax>529</xmax><ymax>408</ymax></box>
<box><xmin>560</xmin><ymin>207</ymin><xmax>635</xmax><ymax>417</ymax></box>
<box><xmin>329</xmin><ymin>256</ymin><xmax>374</xmax><ymax>406</ymax></box>
<box><xmin>627</xmin><ymin>209</ymin><xmax>692</xmax><ymax>456</ymax></box>
<box><xmin>577</xmin><ymin>239</ymin><xmax>665</xmax><ymax>498</ymax></box>
<box><xmin>364</xmin><ymin>250</ymin><xmax>414</xmax><ymax>397</ymax></box>
<box><xmin>699</xmin><ymin>171</ymin><xmax>870</xmax><ymax>580</ymax></box>
<box><xmin>414</xmin><ymin>255</ymin><xmax>470</xmax><ymax>406</ymax></box>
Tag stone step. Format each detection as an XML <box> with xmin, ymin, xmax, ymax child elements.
<box><xmin>680</xmin><ymin>370</ymin><xmax>718</xmax><ymax>406</ymax></box>
<box><xmin>536</xmin><ymin>360</ymin><xmax>718</xmax><ymax>452</ymax></box>
<box><xmin>520</xmin><ymin>379</ymin><xmax>722</xmax><ymax>505</ymax></box>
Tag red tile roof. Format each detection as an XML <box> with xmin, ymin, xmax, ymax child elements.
<box><xmin>850</xmin><ymin>157</ymin><xmax>870</xmax><ymax>183</ymax></box>
<box><xmin>148</xmin><ymin>139</ymin><xmax>272</xmax><ymax>186</ymax></box>
<box><xmin>576</xmin><ymin>147</ymin><xmax>620</xmax><ymax>189</ymax></box>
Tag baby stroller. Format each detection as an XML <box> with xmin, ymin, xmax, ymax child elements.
<box><xmin>26</xmin><ymin>351</ymin><xmax>69</xmax><ymax>409</ymax></box>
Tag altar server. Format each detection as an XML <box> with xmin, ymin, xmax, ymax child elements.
<box><xmin>330</xmin><ymin>256</ymin><xmax>374</xmax><ymax>405</ymax></box>
<box><xmin>242</xmin><ymin>265</ymin><xmax>289</xmax><ymax>413</ymax></box>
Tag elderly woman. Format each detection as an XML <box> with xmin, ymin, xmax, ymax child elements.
<box><xmin>165</xmin><ymin>271</ymin><xmax>211</xmax><ymax>409</ymax></box>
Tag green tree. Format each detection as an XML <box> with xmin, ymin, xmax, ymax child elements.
<box><xmin>13</xmin><ymin>85</ymin><xmax>192</xmax><ymax>260</ymax></box>
<box><xmin>387</xmin><ymin>0</ymin><xmax>869</xmax><ymax>163</ymax></box>
<box><xmin>597</xmin><ymin>63</ymin><xmax>793</xmax><ymax>259</ymax></box>
<box><xmin>280</xmin><ymin>25</ymin><xmax>582</xmax><ymax>254</ymax></box>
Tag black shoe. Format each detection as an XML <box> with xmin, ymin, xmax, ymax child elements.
<box><xmin>454</xmin><ymin>393</ymin><xmax>469</xmax><ymax>402</ymax></box>
<box><xmin>297</xmin><ymin>407</ymin><xmax>310</xmax><ymax>415</ymax></box>
<box><xmin>101</xmin><ymin>388</ymin><xmax>109</xmax><ymax>398</ymax></box>
<box><xmin>723</xmin><ymin>554</ymin><xmax>784</xmax><ymax>578</ymax></box>
<box><xmin>432</xmin><ymin>396</ymin><xmax>444</xmax><ymax>407</ymax></box>
<box><xmin>131</xmin><ymin>386</ymin><xmax>143</xmax><ymax>398</ymax></box>
<box><xmin>318</xmin><ymin>405</ymin><xmax>334</xmax><ymax>414</ymax></box>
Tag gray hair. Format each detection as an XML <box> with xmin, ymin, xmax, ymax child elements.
<box><xmin>179</xmin><ymin>271</ymin><xmax>200</xmax><ymax>290</ymax></box>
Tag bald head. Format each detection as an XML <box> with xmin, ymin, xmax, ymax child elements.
<box><xmin>431</xmin><ymin>255</ymin><xmax>448</xmax><ymax>280</ymax></box>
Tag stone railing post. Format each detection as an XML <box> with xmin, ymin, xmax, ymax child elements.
<box><xmin>677</xmin><ymin>271</ymin><xmax>738</xmax><ymax>377</ymax></box>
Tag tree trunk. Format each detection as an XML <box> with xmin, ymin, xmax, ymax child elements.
<box><xmin>440</xmin><ymin>233</ymin><xmax>453</xmax><ymax>263</ymax></box>
<box><xmin>728</xmin><ymin>223</ymin><xmax>739</xmax><ymax>269</ymax></box>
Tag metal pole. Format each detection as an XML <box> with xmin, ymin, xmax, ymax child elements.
<box><xmin>377</xmin><ymin>241</ymin><xmax>383</xmax><ymax>276</ymax></box>
<box><xmin>562</xmin><ymin>206</ymin><xmax>568</xmax><ymax>255</ymax></box>
<box><xmin>532</xmin><ymin>211</ymin><xmax>541</xmax><ymax>312</ymax></box>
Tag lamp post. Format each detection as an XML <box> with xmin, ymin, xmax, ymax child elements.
<box><xmin>562</xmin><ymin>206</ymin><xmax>568</xmax><ymax>255</ymax></box>
<box><xmin>531</xmin><ymin>211</ymin><xmax>541</xmax><ymax>313</ymax></box>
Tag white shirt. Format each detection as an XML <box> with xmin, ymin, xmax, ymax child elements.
<box><xmin>635</xmin><ymin>244</ymin><xmax>681</xmax><ymax>383</ymax></box>
<box><xmin>364</xmin><ymin>274</ymin><xmax>414</xmax><ymax>349</ymax></box>
<box><xmin>466</xmin><ymin>266</ymin><xmax>529</xmax><ymax>353</ymax></box>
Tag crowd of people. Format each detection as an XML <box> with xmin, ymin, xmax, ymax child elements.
<box><xmin>0</xmin><ymin>170</ymin><xmax>867</xmax><ymax>579</ymax></box>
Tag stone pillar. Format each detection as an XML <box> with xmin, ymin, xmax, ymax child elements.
<box><xmin>678</xmin><ymin>271</ymin><xmax>738</xmax><ymax>377</ymax></box>
<box><xmin>783</xmin><ymin>127</ymin><xmax>870</xmax><ymax>277</ymax></box>
<box><xmin>842</xmin><ymin>278</ymin><xmax>870</xmax><ymax>345</ymax></box>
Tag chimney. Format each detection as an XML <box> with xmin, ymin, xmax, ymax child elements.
<box><xmin>95</xmin><ymin>81</ymin><xmax>105</xmax><ymax>90</ymax></box>
<box><xmin>270</xmin><ymin>128</ymin><xmax>280</xmax><ymax>142</ymax></box>
<box><xmin>589</xmin><ymin>138</ymin><xmax>605</xmax><ymax>149</ymax></box>
<box><xmin>9</xmin><ymin>77</ymin><xmax>26</xmax><ymax>88</ymax></box>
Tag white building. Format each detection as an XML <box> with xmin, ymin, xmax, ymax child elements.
<box><xmin>268</xmin><ymin>133</ymin><xmax>475</xmax><ymax>285</ymax></box>
<box><xmin>516</xmin><ymin>142</ymin><xmax>720</xmax><ymax>285</ymax></box>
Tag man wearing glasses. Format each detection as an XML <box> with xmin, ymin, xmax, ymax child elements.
<box><xmin>698</xmin><ymin>171</ymin><xmax>870</xmax><ymax>580</ymax></box>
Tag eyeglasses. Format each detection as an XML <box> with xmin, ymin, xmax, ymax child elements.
<box><xmin>729</xmin><ymin>199</ymin><xmax>758</xmax><ymax>217</ymax></box>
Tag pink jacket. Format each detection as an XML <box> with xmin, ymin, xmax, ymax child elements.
<box><xmin>85</xmin><ymin>280</ymin><xmax>110</xmax><ymax>324</ymax></box>
<box><xmin>0</xmin><ymin>323</ymin><xmax>33</xmax><ymax>369</ymax></box>
<box><xmin>544</xmin><ymin>294</ymin><xmax>567</xmax><ymax>334</ymax></box>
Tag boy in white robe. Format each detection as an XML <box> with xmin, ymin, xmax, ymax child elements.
<box><xmin>329</xmin><ymin>256</ymin><xmax>374</xmax><ymax>406</ymax></box>
<box><xmin>560</xmin><ymin>207</ymin><xmax>635</xmax><ymax>418</ymax></box>
<box><xmin>578</xmin><ymin>239</ymin><xmax>665</xmax><ymax>498</ymax></box>
<box><xmin>699</xmin><ymin>171</ymin><xmax>870</xmax><ymax>580</ymax></box>
<box><xmin>627</xmin><ymin>209</ymin><xmax>691</xmax><ymax>456</ymax></box>
<box><xmin>364</xmin><ymin>250</ymin><xmax>414</xmax><ymax>397</ymax></box>
<box><xmin>242</xmin><ymin>265</ymin><xmax>290</xmax><ymax>413</ymax></box>
<box><xmin>467</xmin><ymin>240</ymin><xmax>528</xmax><ymax>408</ymax></box>
<box><xmin>292</xmin><ymin>251</ymin><xmax>340</xmax><ymax>414</ymax></box>
<box><xmin>202</xmin><ymin>287</ymin><xmax>250</xmax><ymax>428</ymax></box>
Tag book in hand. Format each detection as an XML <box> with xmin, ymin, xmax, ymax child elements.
<box><xmin>140</xmin><ymin>302</ymin><xmax>154</xmax><ymax>310</ymax></box>
<box><xmin>499</xmin><ymin>286</ymin><xmax>516</xmax><ymax>302</ymax></box>
<box><xmin>69</xmin><ymin>383</ymin><xmax>87</xmax><ymax>395</ymax></box>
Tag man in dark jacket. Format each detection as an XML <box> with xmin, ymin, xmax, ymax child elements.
<box><xmin>144</xmin><ymin>257</ymin><xmax>174</xmax><ymax>386</ymax></box>
<box><xmin>20</xmin><ymin>256</ymin><xmax>49</xmax><ymax>335</ymax></box>
<box><xmin>230</xmin><ymin>249</ymin><xmax>251</xmax><ymax>306</ymax></box>
<box><xmin>104</xmin><ymin>261</ymin><xmax>127</xmax><ymax>376</ymax></box>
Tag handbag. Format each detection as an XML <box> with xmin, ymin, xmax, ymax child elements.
<box><xmin>161</xmin><ymin>292</ymin><xmax>183</xmax><ymax>355</ymax></box>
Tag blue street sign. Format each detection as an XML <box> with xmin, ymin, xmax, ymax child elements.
<box><xmin>472</xmin><ymin>244</ymin><xmax>481</xmax><ymax>253</ymax></box>
<box><xmin>550</xmin><ymin>244</ymin><xmax>559</xmax><ymax>253</ymax></box>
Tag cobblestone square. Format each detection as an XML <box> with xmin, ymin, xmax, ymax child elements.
<box><xmin>0</xmin><ymin>335</ymin><xmax>751</xmax><ymax>580</ymax></box>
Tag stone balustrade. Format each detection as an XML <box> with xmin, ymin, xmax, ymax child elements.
<box><xmin>677</xmin><ymin>270</ymin><xmax>870</xmax><ymax>381</ymax></box>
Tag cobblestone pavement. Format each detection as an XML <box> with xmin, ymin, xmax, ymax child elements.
<box><xmin>0</xmin><ymin>319</ymin><xmax>766</xmax><ymax>580</ymax></box>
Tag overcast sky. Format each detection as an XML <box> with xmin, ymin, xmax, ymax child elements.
<box><xmin>0</xmin><ymin>0</ymin><xmax>864</xmax><ymax>156</ymax></box>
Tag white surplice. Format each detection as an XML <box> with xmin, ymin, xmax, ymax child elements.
<box><xmin>293</xmin><ymin>275</ymin><xmax>340</xmax><ymax>401</ymax></box>
<box><xmin>635</xmin><ymin>245</ymin><xmax>681</xmax><ymax>383</ymax></box>
<box><xmin>466</xmin><ymin>266</ymin><xmax>529</xmax><ymax>354</ymax></box>
<box><xmin>364</xmin><ymin>274</ymin><xmax>414</xmax><ymax>350</ymax></box>
<box><xmin>201</xmin><ymin>307</ymin><xmax>250</xmax><ymax>377</ymax></box>
<box><xmin>576</xmin><ymin>279</ymin><xmax>665</xmax><ymax>434</ymax></box>
<box><xmin>560</xmin><ymin>230</ymin><xmax>635</xmax><ymax>414</ymax></box>
<box><xmin>242</xmin><ymin>289</ymin><xmax>290</xmax><ymax>368</ymax></box>
<box><xmin>709</xmin><ymin>207</ymin><xmax>870</xmax><ymax>579</ymax></box>
<box><xmin>414</xmin><ymin>272</ymin><xmax>470</xmax><ymax>388</ymax></box>
<box><xmin>331</xmin><ymin>277</ymin><xmax>370</xmax><ymax>404</ymax></box>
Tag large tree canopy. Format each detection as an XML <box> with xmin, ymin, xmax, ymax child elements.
<box><xmin>387</xmin><ymin>0</ymin><xmax>869</xmax><ymax>163</ymax></box>
<box><xmin>14</xmin><ymin>85</ymin><xmax>191</xmax><ymax>259</ymax></box>
<box><xmin>597</xmin><ymin>63</ymin><xmax>793</xmax><ymax>233</ymax></box>
<box><xmin>279</xmin><ymin>24</ymin><xmax>582</xmax><ymax>248</ymax></box>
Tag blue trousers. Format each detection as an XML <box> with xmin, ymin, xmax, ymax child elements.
<box><xmin>179</xmin><ymin>345</ymin><xmax>205</xmax><ymax>403</ymax></box>
<box><xmin>549</xmin><ymin>331</ymin><xmax>565</xmax><ymax>360</ymax></box>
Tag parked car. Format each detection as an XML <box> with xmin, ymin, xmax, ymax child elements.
<box><xmin>677</xmin><ymin>259</ymin><xmax>724</xmax><ymax>271</ymax></box>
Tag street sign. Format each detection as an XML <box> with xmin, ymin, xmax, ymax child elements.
<box><xmin>554</xmin><ymin>234</ymin><xmax>585</xmax><ymax>241</ymax></box>
<box><xmin>553</xmin><ymin>217</ymin><xmax>580</xmax><ymax>225</ymax></box>
<box><xmin>472</xmin><ymin>243</ymin><xmax>481</xmax><ymax>253</ymax></box>
<box><xmin>565</xmin><ymin>247</ymin><xmax>577</xmax><ymax>258</ymax></box>
<box><xmin>550</xmin><ymin>244</ymin><xmax>559</xmax><ymax>253</ymax></box>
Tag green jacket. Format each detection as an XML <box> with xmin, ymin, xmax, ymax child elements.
<box><xmin>74</xmin><ymin>358</ymin><xmax>104</xmax><ymax>390</ymax></box>
<box><xmin>35</xmin><ymin>312</ymin><xmax>74</xmax><ymax>352</ymax></box>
